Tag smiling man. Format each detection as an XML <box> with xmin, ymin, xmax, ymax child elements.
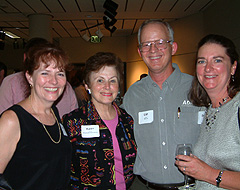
<box><xmin>122</xmin><ymin>19</ymin><xmax>202</xmax><ymax>190</ymax></box>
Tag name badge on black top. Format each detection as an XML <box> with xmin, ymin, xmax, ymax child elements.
<box><xmin>81</xmin><ymin>125</ymin><xmax>100</xmax><ymax>138</ymax></box>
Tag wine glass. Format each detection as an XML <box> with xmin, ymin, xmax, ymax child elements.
<box><xmin>176</xmin><ymin>144</ymin><xmax>195</xmax><ymax>190</ymax></box>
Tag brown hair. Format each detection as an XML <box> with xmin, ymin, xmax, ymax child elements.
<box><xmin>24</xmin><ymin>42</ymin><xmax>70</xmax><ymax>76</ymax></box>
<box><xmin>189</xmin><ymin>34</ymin><xmax>240</xmax><ymax>107</ymax></box>
<box><xmin>84</xmin><ymin>52</ymin><xmax>123</xmax><ymax>88</ymax></box>
<box><xmin>23</xmin><ymin>42</ymin><xmax>70</xmax><ymax>97</ymax></box>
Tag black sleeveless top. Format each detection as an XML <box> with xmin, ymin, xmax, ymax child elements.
<box><xmin>4</xmin><ymin>105</ymin><xmax>71</xmax><ymax>190</ymax></box>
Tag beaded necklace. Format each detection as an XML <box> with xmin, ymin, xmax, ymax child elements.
<box><xmin>205</xmin><ymin>97</ymin><xmax>229</xmax><ymax>131</ymax></box>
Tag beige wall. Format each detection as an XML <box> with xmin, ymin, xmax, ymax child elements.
<box><xmin>171</xmin><ymin>13</ymin><xmax>205</xmax><ymax>76</ymax></box>
<box><xmin>126</xmin><ymin>32</ymin><xmax>148</xmax><ymax>87</ymax></box>
<box><xmin>59</xmin><ymin>36</ymin><xmax>127</xmax><ymax>64</ymax></box>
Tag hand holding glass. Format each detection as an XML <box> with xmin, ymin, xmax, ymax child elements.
<box><xmin>176</xmin><ymin>144</ymin><xmax>194</xmax><ymax>190</ymax></box>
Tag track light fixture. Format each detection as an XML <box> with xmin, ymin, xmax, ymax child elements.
<box><xmin>82</xmin><ymin>32</ymin><xmax>90</xmax><ymax>42</ymax></box>
<box><xmin>95</xmin><ymin>29</ymin><xmax>103</xmax><ymax>38</ymax></box>
<box><xmin>103</xmin><ymin>0</ymin><xmax>118</xmax><ymax>33</ymax></box>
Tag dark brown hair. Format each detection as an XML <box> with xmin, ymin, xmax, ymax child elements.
<box><xmin>84</xmin><ymin>52</ymin><xmax>123</xmax><ymax>87</ymax></box>
<box><xmin>189</xmin><ymin>34</ymin><xmax>240</xmax><ymax>107</ymax></box>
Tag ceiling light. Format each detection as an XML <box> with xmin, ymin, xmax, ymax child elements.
<box><xmin>82</xmin><ymin>33</ymin><xmax>90</xmax><ymax>42</ymax></box>
<box><xmin>5</xmin><ymin>31</ymin><xmax>20</xmax><ymax>39</ymax></box>
<box><xmin>95</xmin><ymin>29</ymin><xmax>103</xmax><ymax>38</ymax></box>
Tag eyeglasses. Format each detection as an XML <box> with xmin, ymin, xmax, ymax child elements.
<box><xmin>139</xmin><ymin>39</ymin><xmax>172</xmax><ymax>52</ymax></box>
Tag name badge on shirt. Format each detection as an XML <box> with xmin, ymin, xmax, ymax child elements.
<box><xmin>81</xmin><ymin>125</ymin><xmax>100</xmax><ymax>138</ymax></box>
<box><xmin>139</xmin><ymin>110</ymin><xmax>154</xmax><ymax>124</ymax></box>
<box><xmin>60</xmin><ymin>123</ymin><xmax>68</xmax><ymax>136</ymax></box>
<box><xmin>198</xmin><ymin>111</ymin><xmax>205</xmax><ymax>124</ymax></box>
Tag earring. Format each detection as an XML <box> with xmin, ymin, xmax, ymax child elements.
<box><xmin>231</xmin><ymin>74</ymin><xmax>235</xmax><ymax>82</ymax></box>
<box><xmin>30</xmin><ymin>84</ymin><xmax>32</xmax><ymax>88</ymax></box>
<box><xmin>87</xmin><ymin>89</ymin><xmax>91</xmax><ymax>94</ymax></box>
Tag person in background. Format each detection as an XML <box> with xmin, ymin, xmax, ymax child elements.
<box><xmin>140</xmin><ymin>73</ymin><xmax>148</xmax><ymax>80</ymax></box>
<box><xmin>62</xmin><ymin>52</ymin><xmax>137</xmax><ymax>190</ymax></box>
<box><xmin>0</xmin><ymin>37</ymin><xmax>78</xmax><ymax>117</ymax></box>
<box><xmin>122</xmin><ymin>19</ymin><xmax>201</xmax><ymax>190</ymax></box>
<box><xmin>0</xmin><ymin>42</ymin><xmax>72</xmax><ymax>189</ymax></box>
<box><xmin>70</xmin><ymin>68</ymin><xmax>90</xmax><ymax>107</ymax></box>
<box><xmin>0</xmin><ymin>62</ymin><xmax>7</xmax><ymax>85</ymax></box>
<box><xmin>175</xmin><ymin>34</ymin><xmax>240</xmax><ymax>189</ymax></box>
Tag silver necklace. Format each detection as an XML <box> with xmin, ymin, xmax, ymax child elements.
<box><xmin>205</xmin><ymin>97</ymin><xmax>229</xmax><ymax>131</ymax></box>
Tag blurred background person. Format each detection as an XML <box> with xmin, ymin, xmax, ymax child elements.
<box><xmin>0</xmin><ymin>62</ymin><xmax>7</xmax><ymax>86</ymax></box>
<box><xmin>62</xmin><ymin>52</ymin><xmax>137</xmax><ymax>190</ymax></box>
<box><xmin>68</xmin><ymin>67</ymin><xmax>90</xmax><ymax>107</ymax></box>
<box><xmin>0</xmin><ymin>37</ymin><xmax>78</xmax><ymax>117</ymax></box>
<box><xmin>175</xmin><ymin>34</ymin><xmax>240</xmax><ymax>189</ymax></box>
<box><xmin>0</xmin><ymin>42</ymin><xmax>72</xmax><ymax>189</ymax></box>
<box><xmin>139</xmin><ymin>73</ymin><xmax>148</xmax><ymax>80</ymax></box>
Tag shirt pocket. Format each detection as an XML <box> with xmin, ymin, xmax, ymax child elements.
<box><xmin>173</xmin><ymin>107</ymin><xmax>200</xmax><ymax>144</ymax></box>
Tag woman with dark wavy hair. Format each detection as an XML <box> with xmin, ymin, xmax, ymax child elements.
<box><xmin>175</xmin><ymin>34</ymin><xmax>240</xmax><ymax>189</ymax></box>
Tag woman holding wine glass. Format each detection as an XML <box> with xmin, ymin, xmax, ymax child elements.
<box><xmin>175</xmin><ymin>34</ymin><xmax>240</xmax><ymax>189</ymax></box>
<box><xmin>176</xmin><ymin>144</ymin><xmax>194</xmax><ymax>190</ymax></box>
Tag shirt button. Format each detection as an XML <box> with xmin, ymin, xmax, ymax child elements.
<box><xmin>125</xmin><ymin>157</ymin><xmax>129</xmax><ymax>161</ymax></box>
<box><xmin>161</xmin><ymin>119</ymin><xmax>164</xmax><ymax>123</ymax></box>
<box><xmin>121</xmin><ymin>137</ymin><xmax>124</xmax><ymax>141</ymax></box>
<box><xmin>162</xmin><ymin>142</ymin><xmax>166</xmax><ymax>146</ymax></box>
<box><xmin>164</xmin><ymin>165</ymin><xmax>168</xmax><ymax>169</ymax></box>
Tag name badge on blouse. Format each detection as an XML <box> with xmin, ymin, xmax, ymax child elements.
<box><xmin>139</xmin><ymin>110</ymin><xmax>154</xmax><ymax>124</ymax></box>
<box><xmin>81</xmin><ymin>125</ymin><xmax>100</xmax><ymax>138</ymax></box>
<box><xmin>198</xmin><ymin>111</ymin><xmax>205</xmax><ymax>124</ymax></box>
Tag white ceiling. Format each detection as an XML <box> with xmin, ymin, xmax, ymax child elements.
<box><xmin>0</xmin><ymin>0</ymin><xmax>216</xmax><ymax>40</ymax></box>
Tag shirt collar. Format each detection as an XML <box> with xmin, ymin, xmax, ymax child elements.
<box><xmin>146</xmin><ymin>63</ymin><xmax>181</xmax><ymax>92</ymax></box>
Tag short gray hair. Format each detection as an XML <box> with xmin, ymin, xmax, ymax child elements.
<box><xmin>137</xmin><ymin>19</ymin><xmax>174</xmax><ymax>45</ymax></box>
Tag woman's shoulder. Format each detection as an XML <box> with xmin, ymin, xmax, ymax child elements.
<box><xmin>117</xmin><ymin>105</ymin><xmax>133</xmax><ymax>121</ymax></box>
<box><xmin>62</xmin><ymin>104</ymin><xmax>88</xmax><ymax>121</ymax></box>
<box><xmin>0</xmin><ymin>109</ymin><xmax>21</xmax><ymax>137</ymax></box>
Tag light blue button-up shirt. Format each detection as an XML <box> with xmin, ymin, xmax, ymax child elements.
<box><xmin>122</xmin><ymin>63</ymin><xmax>201</xmax><ymax>184</ymax></box>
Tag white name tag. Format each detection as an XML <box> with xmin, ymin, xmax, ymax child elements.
<box><xmin>139</xmin><ymin>110</ymin><xmax>154</xmax><ymax>124</ymax></box>
<box><xmin>60</xmin><ymin>123</ymin><xmax>68</xmax><ymax>136</ymax></box>
<box><xmin>81</xmin><ymin>125</ymin><xmax>100</xmax><ymax>138</ymax></box>
<box><xmin>198</xmin><ymin>111</ymin><xmax>205</xmax><ymax>124</ymax></box>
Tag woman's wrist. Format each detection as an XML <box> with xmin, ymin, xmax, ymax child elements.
<box><xmin>216</xmin><ymin>170</ymin><xmax>224</xmax><ymax>187</ymax></box>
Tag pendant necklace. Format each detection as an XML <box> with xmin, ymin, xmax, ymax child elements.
<box><xmin>205</xmin><ymin>97</ymin><xmax>229</xmax><ymax>131</ymax></box>
<box><xmin>29</xmin><ymin>96</ymin><xmax>61</xmax><ymax>144</ymax></box>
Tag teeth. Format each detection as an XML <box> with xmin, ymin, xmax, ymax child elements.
<box><xmin>150</xmin><ymin>56</ymin><xmax>161</xmax><ymax>60</ymax></box>
<box><xmin>205</xmin><ymin>75</ymin><xmax>216</xmax><ymax>78</ymax></box>
<box><xmin>45</xmin><ymin>88</ymin><xmax>57</xmax><ymax>92</ymax></box>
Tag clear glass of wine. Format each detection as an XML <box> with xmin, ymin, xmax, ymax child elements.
<box><xmin>176</xmin><ymin>144</ymin><xmax>195</xmax><ymax>190</ymax></box>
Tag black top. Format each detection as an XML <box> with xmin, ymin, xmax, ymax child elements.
<box><xmin>4</xmin><ymin>105</ymin><xmax>71</xmax><ymax>190</ymax></box>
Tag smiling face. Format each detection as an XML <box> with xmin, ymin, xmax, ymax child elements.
<box><xmin>26</xmin><ymin>60</ymin><xmax>66</xmax><ymax>104</ymax></box>
<box><xmin>86</xmin><ymin>66</ymin><xmax>119</xmax><ymax>107</ymax></box>
<box><xmin>196</xmin><ymin>43</ymin><xmax>236</xmax><ymax>97</ymax></box>
<box><xmin>138</xmin><ymin>23</ymin><xmax>177</xmax><ymax>76</ymax></box>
